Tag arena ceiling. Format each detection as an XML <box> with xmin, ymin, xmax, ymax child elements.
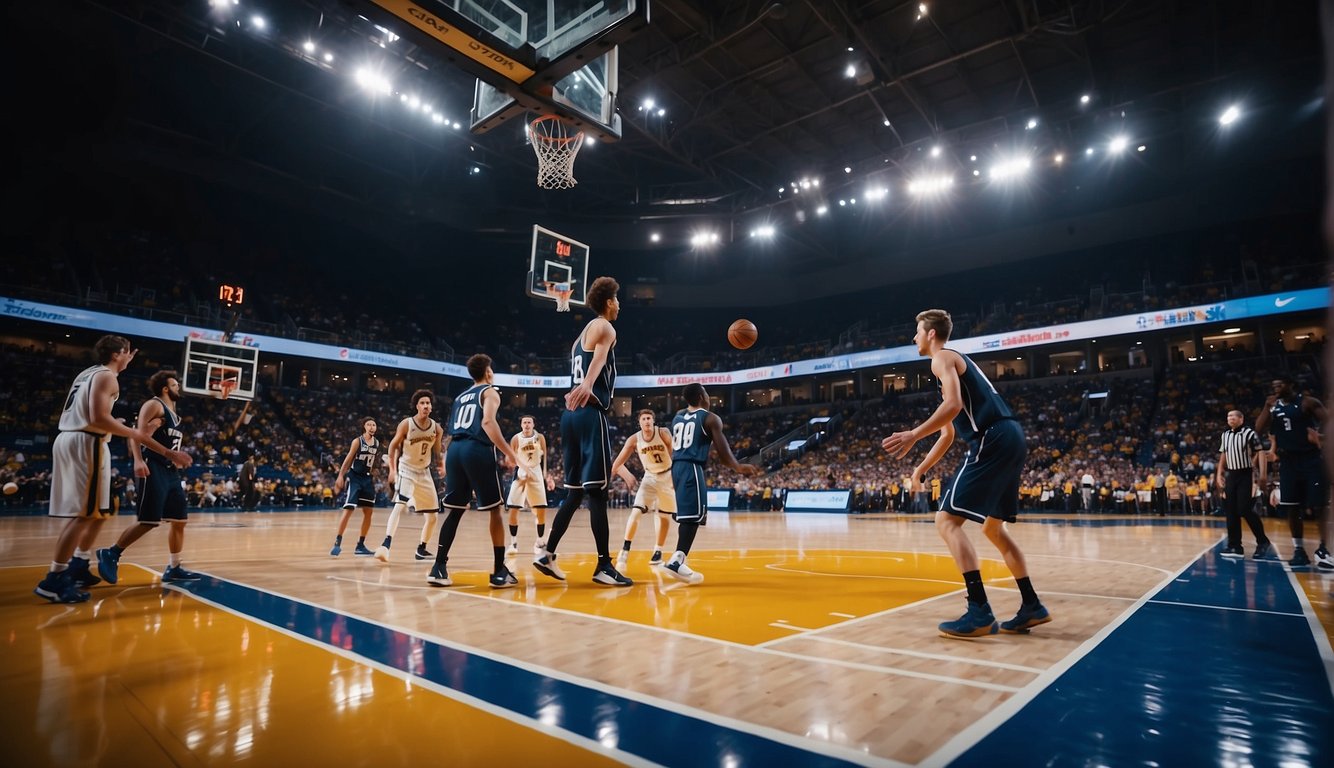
<box><xmin>10</xmin><ymin>1</ymin><xmax>1326</xmax><ymax>274</ymax></box>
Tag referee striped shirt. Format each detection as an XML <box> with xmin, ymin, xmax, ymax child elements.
<box><xmin>1219</xmin><ymin>427</ymin><xmax>1262</xmax><ymax>470</ymax></box>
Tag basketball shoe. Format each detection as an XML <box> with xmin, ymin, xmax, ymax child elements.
<box><xmin>489</xmin><ymin>566</ymin><xmax>518</xmax><ymax>589</ymax></box>
<box><xmin>592</xmin><ymin>560</ymin><xmax>633</xmax><ymax>586</ymax></box>
<box><xmin>67</xmin><ymin>556</ymin><xmax>102</xmax><ymax>588</ymax></box>
<box><xmin>939</xmin><ymin>602</ymin><xmax>999</xmax><ymax>638</ymax></box>
<box><xmin>96</xmin><ymin>547</ymin><xmax>121</xmax><ymax>585</ymax></box>
<box><xmin>1314</xmin><ymin>546</ymin><xmax>1333</xmax><ymax>571</ymax></box>
<box><xmin>353</xmin><ymin>542</ymin><xmax>374</xmax><ymax>556</ymax></box>
<box><xmin>34</xmin><ymin>570</ymin><xmax>89</xmax><ymax>604</ymax></box>
<box><xmin>615</xmin><ymin>551</ymin><xmax>629</xmax><ymax>572</ymax></box>
<box><xmin>533</xmin><ymin>548</ymin><xmax>566</xmax><ymax>581</ymax></box>
<box><xmin>426</xmin><ymin>563</ymin><xmax>451</xmax><ymax>587</ymax></box>
<box><xmin>163</xmin><ymin>565</ymin><xmax>203</xmax><ymax>582</ymax></box>
<box><xmin>415</xmin><ymin>543</ymin><xmax>433</xmax><ymax>561</ymax></box>
<box><xmin>1000</xmin><ymin>602</ymin><xmax>1052</xmax><ymax>633</ymax></box>
<box><xmin>1289</xmin><ymin>548</ymin><xmax>1312</xmax><ymax>568</ymax></box>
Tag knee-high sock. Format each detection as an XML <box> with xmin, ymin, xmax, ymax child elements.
<box><xmin>675</xmin><ymin>521</ymin><xmax>700</xmax><ymax>556</ymax></box>
<box><xmin>433</xmin><ymin>509</ymin><xmax>465</xmax><ymax>566</ymax></box>
<box><xmin>385</xmin><ymin>503</ymin><xmax>406</xmax><ymax>539</ymax></box>
<box><xmin>546</xmin><ymin>489</ymin><xmax>583</xmax><ymax>553</ymax></box>
<box><xmin>587</xmin><ymin>488</ymin><xmax>610</xmax><ymax>558</ymax></box>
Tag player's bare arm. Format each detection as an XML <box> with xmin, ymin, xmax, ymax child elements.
<box><xmin>610</xmin><ymin>433</ymin><xmax>640</xmax><ymax>490</ymax></box>
<box><xmin>128</xmin><ymin>398</ymin><xmax>165</xmax><ymax>478</ymax></box>
<box><xmin>566</xmin><ymin>319</ymin><xmax>616</xmax><ymax>411</ymax></box>
<box><xmin>481</xmin><ymin>388</ymin><xmax>518</xmax><ymax>467</ymax></box>
<box><xmin>334</xmin><ymin>437</ymin><xmax>359</xmax><ymax>494</ymax></box>
<box><xmin>539</xmin><ymin>434</ymin><xmax>554</xmax><ymax>489</ymax></box>
<box><xmin>434</xmin><ymin>422</ymin><xmax>446</xmax><ymax>476</ymax></box>
<box><xmin>704</xmin><ymin>413</ymin><xmax>761</xmax><ymax>476</ymax></box>
<box><xmin>95</xmin><ymin>371</ymin><xmax>189</xmax><ymax>468</ymax></box>
<box><xmin>387</xmin><ymin>419</ymin><xmax>409</xmax><ymax>486</ymax></box>
<box><xmin>882</xmin><ymin>351</ymin><xmax>964</xmax><ymax>459</ymax></box>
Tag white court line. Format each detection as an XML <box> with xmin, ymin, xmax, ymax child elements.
<box><xmin>1023</xmin><ymin>552</ymin><xmax>1174</xmax><ymax>574</ymax></box>
<box><xmin>151</xmin><ymin>565</ymin><xmax>909</xmax><ymax>768</ymax></box>
<box><xmin>756</xmin><ymin>589</ymin><xmax>964</xmax><ymax>649</ymax></box>
<box><xmin>1146</xmin><ymin>599</ymin><xmax>1303</xmax><ymax>617</ymax></box>
<box><xmin>986</xmin><ymin>585</ymin><xmax>1138</xmax><ymax>602</ymax></box>
<box><xmin>1285</xmin><ymin>569</ymin><xmax>1334</xmax><ymax>702</ymax></box>
<box><xmin>919</xmin><ymin>536</ymin><xmax>1223</xmax><ymax>768</ymax></box>
<box><xmin>769</xmin><ymin>622</ymin><xmax>819</xmax><ymax>631</ymax></box>
<box><xmin>829</xmin><ymin>611</ymin><xmax>857</xmax><ymax>618</ymax></box>
<box><xmin>798</xmin><ymin>636</ymin><xmax>1045</xmax><ymax>674</ymax></box>
<box><xmin>764</xmin><ymin>562</ymin><xmax>962</xmax><ymax>585</ymax></box>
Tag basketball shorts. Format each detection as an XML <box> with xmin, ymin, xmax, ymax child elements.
<box><xmin>562</xmin><ymin>407</ymin><xmax>611</xmax><ymax>489</ymax></box>
<box><xmin>395</xmin><ymin>464</ymin><xmax>440</xmax><ymax>512</ymax></box>
<box><xmin>50</xmin><ymin>431</ymin><xmax>111</xmax><ymax>519</ymax></box>
<box><xmin>506</xmin><ymin>469</ymin><xmax>549</xmax><ymax>509</ymax></box>
<box><xmin>136</xmin><ymin>464</ymin><xmax>187</xmax><ymax>524</ymax></box>
<box><xmin>1277</xmin><ymin>451</ymin><xmax>1326</xmax><ymax>508</ymax></box>
<box><xmin>443</xmin><ymin>440</ymin><xmax>504</xmax><ymax>511</ymax></box>
<box><xmin>342</xmin><ymin>475</ymin><xmax>377</xmax><ymax>508</ymax></box>
<box><xmin>633</xmin><ymin>469</ymin><xmax>677</xmax><ymax>513</ymax></box>
<box><xmin>940</xmin><ymin>419</ymin><xmax>1026</xmax><ymax>524</ymax></box>
<box><xmin>671</xmin><ymin>461</ymin><xmax>707</xmax><ymax>524</ymax></box>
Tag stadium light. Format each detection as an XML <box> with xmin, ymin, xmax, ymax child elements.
<box><xmin>1108</xmin><ymin>135</ymin><xmax>1130</xmax><ymax>154</ymax></box>
<box><xmin>1219</xmin><ymin>104</ymin><xmax>1241</xmax><ymax>126</ymax></box>
<box><xmin>989</xmin><ymin>157</ymin><xmax>1032</xmax><ymax>181</ymax></box>
<box><xmin>907</xmin><ymin>175</ymin><xmax>953</xmax><ymax>196</ymax></box>
<box><xmin>751</xmin><ymin>225</ymin><xmax>777</xmax><ymax>238</ymax></box>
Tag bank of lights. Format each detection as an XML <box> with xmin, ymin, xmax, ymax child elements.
<box><xmin>908</xmin><ymin>175</ymin><xmax>953</xmax><ymax>196</ymax></box>
<box><xmin>989</xmin><ymin>157</ymin><xmax>1031</xmax><ymax>181</ymax></box>
<box><xmin>750</xmin><ymin>225</ymin><xmax>776</xmax><ymax>238</ymax></box>
<box><xmin>690</xmin><ymin>231</ymin><xmax>721</xmax><ymax>247</ymax></box>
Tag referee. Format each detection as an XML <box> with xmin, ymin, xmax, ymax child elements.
<box><xmin>1215</xmin><ymin>410</ymin><xmax>1271</xmax><ymax>559</ymax></box>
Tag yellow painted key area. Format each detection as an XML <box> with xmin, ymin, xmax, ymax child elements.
<box><xmin>0</xmin><ymin>566</ymin><xmax>623</xmax><ymax>768</ymax></box>
<box><xmin>482</xmin><ymin>549</ymin><xmax>1010</xmax><ymax>644</ymax></box>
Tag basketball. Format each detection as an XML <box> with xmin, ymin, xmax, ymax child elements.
<box><xmin>728</xmin><ymin>319</ymin><xmax>758</xmax><ymax>349</ymax></box>
<box><xmin>2</xmin><ymin>482</ymin><xmax>17</xmax><ymax>495</ymax></box>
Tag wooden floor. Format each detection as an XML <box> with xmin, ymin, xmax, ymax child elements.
<box><xmin>2</xmin><ymin>507</ymin><xmax>1332</xmax><ymax>767</ymax></box>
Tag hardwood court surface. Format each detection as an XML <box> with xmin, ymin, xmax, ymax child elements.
<box><xmin>2</xmin><ymin>509</ymin><xmax>1331</xmax><ymax>766</ymax></box>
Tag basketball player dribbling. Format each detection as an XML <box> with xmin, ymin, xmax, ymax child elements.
<box><xmin>610</xmin><ymin>409</ymin><xmax>676</xmax><ymax>570</ymax></box>
<box><xmin>533</xmin><ymin>276</ymin><xmax>633</xmax><ymax>586</ymax></box>
<box><xmin>882</xmin><ymin>309</ymin><xmax>1050</xmax><ymax>638</ymax></box>
<box><xmin>505</xmin><ymin>415</ymin><xmax>553</xmax><ymax>557</ymax></box>
<box><xmin>376</xmin><ymin>390</ymin><xmax>444</xmax><ymax>562</ymax></box>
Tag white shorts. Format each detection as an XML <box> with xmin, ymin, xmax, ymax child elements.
<box><xmin>633</xmin><ymin>469</ymin><xmax>677</xmax><ymax>513</ymax></box>
<box><xmin>506</xmin><ymin>470</ymin><xmax>549</xmax><ymax>509</ymax></box>
<box><xmin>50</xmin><ymin>431</ymin><xmax>112</xmax><ymax>519</ymax></box>
<box><xmin>395</xmin><ymin>465</ymin><xmax>439</xmax><ymax>512</ymax></box>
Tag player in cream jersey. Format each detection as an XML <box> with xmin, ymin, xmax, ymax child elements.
<box><xmin>505</xmin><ymin>416</ymin><xmax>553</xmax><ymax>556</ymax></box>
<box><xmin>611</xmin><ymin>409</ymin><xmax>677</xmax><ymax>570</ymax></box>
<box><xmin>374</xmin><ymin>389</ymin><xmax>445</xmax><ymax>563</ymax></box>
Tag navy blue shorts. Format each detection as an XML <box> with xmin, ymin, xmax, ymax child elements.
<box><xmin>941</xmin><ymin>419</ymin><xmax>1026</xmax><ymax>524</ymax></box>
<box><xmin>671</xmin><ymin>461</ymin><xmax>708</xmax><ymax>525</ymax></box>
<box><xmin>561</xmin><ymin>406</ymin><xmax>611</xmax><ymax>489</ymax></box>
<box><xmin>136</xmin><ymin>465</ymin><xmax>187</xmax><ymax>525</ymax></box>
<box><xmin>342</xmin><ymin>475</ymin><xmax>376</xmax><ymax>508</ymax></box>
<box><xmin>443</xmin><ymin>440</ymin><xmax>504</xmax><ymax>511</ymax></box>
<box><xmin>1277</xmin><ymin>451</ymin><xmax>1326</xmax><ymax>509</ymax></box>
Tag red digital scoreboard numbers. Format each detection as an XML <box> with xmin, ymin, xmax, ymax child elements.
<box><xmin>219</xmin><ymin>284</ymin><xmax>245</xmax><ymax>306</ymax></box>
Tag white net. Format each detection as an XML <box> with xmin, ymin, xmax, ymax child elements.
<box><xmin>553</xmin><ymin>282</ymin><xmax>573</xmax><ymax>312</ymax></box>
<box><xmin>530</xmin><ymin>115</ymin><xmax>584</xmax><ymax>189</ymax></box>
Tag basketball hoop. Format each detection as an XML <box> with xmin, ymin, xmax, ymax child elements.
<box><xmin>217</xmin><ymin>379</ymin><xmax>237</xmax><ymax>401</ymax></box>
<box><xmin>552</xmin><ymin>282</ymin><xmax>573</xmax><ymax>312</ymax></box>
<box><xmin>530</xmin><ymin>115</ymin><xmax>584</xmax><ymax>189</ymax></box>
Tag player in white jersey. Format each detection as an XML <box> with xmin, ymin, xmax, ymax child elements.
<box><xmin>505</xmin><ymin>415</ymin><xmax>554</xmax><ymax>557</ymax></box>
<box><xmin>35</xmin><ymin>335</ymin><xmax>192</xmax><ymax>604</ymax></box>
<box><xmin>375</xmin><ymin>389</ymin><xmax>444</xmax><ymax>562</ymax></box>
<box><xmin>610</xmin><ymin>409</ymin><xmax>676</xmax><ymax>570</ymax></box>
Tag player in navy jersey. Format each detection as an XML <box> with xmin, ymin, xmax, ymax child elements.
<box><xmin>427</xmin><ymin>354</ymin><xmax>520</xmax><ymax>588</ymax></box>
<box><xmin>1255</xmin><ymin>374</ymin><xmax>1330</xmax><ymax>569</ymax></box>
<box><xmin>329</xmin><ymin>417</ymin><xmax>381</xmax><ymax>557</ymax></box>
<box><xmin>97</xmin><ymin>370</ymin><xmax>202</xmax><ymax>586</ymax></box>
<box><xmin>882</xmin><ymin>309</ymin><xmax>1050</xmax><ymax>638</ymax></box>
<box><xmin>664</xmin><ymin>384</ymin><xmax>761</xmax><ymax>584</ymax></box>
<box><xmin>533</xmin><ymin>276</ymin><xmax>633</xmax><ymax>587</ymax></box>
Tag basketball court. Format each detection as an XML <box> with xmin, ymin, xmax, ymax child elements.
<box><xmin>3</xmin><ymin>508</ymin><xmax>1331</xmax><ymax>766</ymax></box>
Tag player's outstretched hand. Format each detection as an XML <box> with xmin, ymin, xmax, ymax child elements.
<box><xmin>881</xmin><ymin>431</ymin><xmax>918</xmax><ymax>459</ymax></box>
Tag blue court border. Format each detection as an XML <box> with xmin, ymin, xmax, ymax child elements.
<box><xmin>950</xmin><ymin>544</ymin><xmax>1334</xmax><ymax>766</ymax></box>
<box><xmin>172</xmin><ymin>576</ymin><xmax>875</xmax><ymax>768</ymax></box>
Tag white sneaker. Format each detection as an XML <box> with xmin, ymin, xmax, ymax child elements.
<box><xmin>508</xmin><ymin>540</ymin><xmax>519</xmax><ymax>556</ymax></box>
<box><xmin>374</xmin><ymin>545</ymin><xmax>391</xmax><ymax>563</ymax></box>
<box><xmin>532</xmin><ymin>539</ymin><xmax>547</xmax><ymax>557</ymax></box>
<box><xmin>664</xmin><ymin>559</ymin><xmax>703</xmax><ymax>585</ymax></box>
<box><xmin>533</xmin><ymin>552</ymin><xmax>566</xmax><ymax>581</ymax></box>
<box><xmin>615</xmin><ymin>552</ymin><xmax>628</xmax><ymax>572</ymax></box>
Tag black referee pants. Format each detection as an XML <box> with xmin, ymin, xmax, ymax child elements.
<box><xmin>1223</xmin><ymin>469</ymin><xmax>1268</xmax><ymax>549</ymax></box>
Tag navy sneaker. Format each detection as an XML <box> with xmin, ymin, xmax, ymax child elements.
<box><xmin>163</xmin><ymin>565</ymin><xmax>203</xmax><ymax>582</ymax></box>
<box><xmin>67</xmin><ymin>557</ymin><xmax>102</xmax><ymax>588</ymax></box>
<box><xmin>592</xmin><ymin>561</ymin><xmax>633</xmax><ymax>586</ymax></box>
<box><xmin>34</xmin><ymin>570</ymin><xmax>90</xmax><ymax>604</ymax></box>
<box><xmin>1289</xmin><ymin>548</ymin><xmax>1312</xmax><ymax>569</ymax></box>
<box><xmin>415</xmin><ymin>543</ymin><xmax>433</xmax><ymax>561</ymax></box>
<box><xmin>649</xmin><ymin>550</ymin><xmax>663</xmax><ymax>565</ymax></box>
<box><xmin>1219</xmin><ymin>546</ymin><xmax>1245</xmax><ymax>559</ymax></box>
<box><xmin>426</xmin><ymin>563</ymin><xmax>451</xmax><ymax>587</ymax></box>
<box><xmin>489</xmin><ymin>566</ymin><xmax>518</xmax><ymax>589</ymax></box>
<box><xmin>939</xmin><ymin>602</ymin><xmax>999</xmax><ymax>638</ymax></box>
<box><xmin>330</xmin><ymin>540</ymin><xmax>342</xmax><ymax>557</ymax></box>
<box><xmin>354</xmin><ymin>542</ymin><xmax>374</xmax><ymax>556</ymax></box>
<box><xmin>96</xmin><ymin>547</ymin><xmax>121</xmax><ymax>585</ymax></box>
<box><xmin>1252</xmin><ymin>540</ymin><xmax>1273</xmax><ymax>560</ymax></box>
<box><xmin>1000</xmin><ymin>602</ymin><xmax>1052</xmax><ymax>634</ymax></box>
